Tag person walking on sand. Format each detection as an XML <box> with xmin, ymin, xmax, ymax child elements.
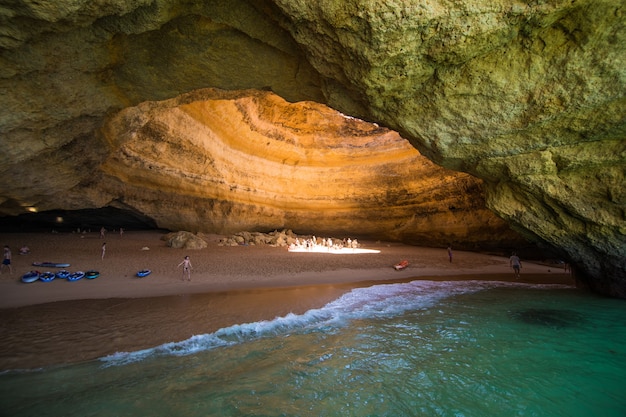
<box><xmin>178</xmin><ymin>255</ymin><xmax>192</xmax><ymax>281</ymax></box>
<box><xmin>101</xmin><ymin>242</ymin><xmax>106</xmax><ymax>260</ymax></box>
<box><xmin>510</xmin><ymin>252</ymin><xmax>522</xmax><ymax>278</ymax></box>
<box><xmin>100</xmin><ymin>226</ymin><xmax>106</xmax><ymax>239</ymax></box>
<box><xmin>1</xmin><ymin>245</ymin><xmax>12</xmax><ymax>274</ymax></box>
<box><xmin>447</xmin><ymin>245</ymin><xmax>453</xmax><ymax>263</ymax></box>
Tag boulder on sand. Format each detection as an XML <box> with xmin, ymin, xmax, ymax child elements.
<box><xmin>163</xmin><ymin>231</ymin><xmax>208</xmax><ymax>249</ymax></box>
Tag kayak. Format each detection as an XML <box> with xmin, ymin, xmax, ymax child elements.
<box><xmin>56</xmin><ymin>269</ymin><xmax>70</xmax><ymax>279</ymax></box>
<box><xmin>85</xmin><ymin>270</ymin><xmax>100</xmax><ymax>279</ymax></box>
<box><xmin>67</xmin><ymin>271</ymin><xmax>85</xmax><ymax>281</ymax></box>
<box><xmin>39</xmin><ymin>271</ymin><xmax>55</xmax><ymax>282</ymax></box>
<box><xmin>393</xmin><ymin>260</ymin><xmax>409</xmax><ymax>271</ymax></box>
<box><xmin>32</xmin><ymin>262</ymin><xmax>71</xmax><ymax>268</ymax></box>
<box><xmin>21</xmin><ymin>271</ymin><xmax>40</xmax><ymax>283</ymax></box>
<box><xmin>136</xmin><ymin>269</ymin><xmax>152</xmax><ymax>277</ymax></box>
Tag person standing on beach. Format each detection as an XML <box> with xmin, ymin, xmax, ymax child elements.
<box><xmin>510</xmin><ymin>252</ymin><xmax>522</xmax><ymax>278</ymax></box>
<box><xmin>101</xmin><ymin>242</ymin><xmax>106</xmax><ymax>260</ymax></box>
<box><xmin>100</xmin><ymin>226</ymin><xmax>106</xmax><ymax>239</ymax></box>
<box><xmin>178</xmin><ymin>255</ymin><xmax>192</xmax><ymax>281</ymax></box>
<box><xmin>1</xmin><ymin>245</ymin><xmax>12</xmax><ymax>274</ymax></box>
<box><xmin>447</xmin><ymin>245</ymin><xmax>453</xmax><ymax>263</ymax></box>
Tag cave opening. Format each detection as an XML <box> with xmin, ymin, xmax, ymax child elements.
<box><xmin>0</xmin><ymin>207</ymin><xmax>160</xmax><ymax>233</ymax></box>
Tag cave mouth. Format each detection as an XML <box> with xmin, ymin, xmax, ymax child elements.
<box><xmin>509</xmin><ymin>308</ymin><xmax>584</xmax><ymax>329</ymax></box>
<box><xmin>0</xmin><ymin>207</ymin><xmax>160</xmax><ymax>233</ymax></box>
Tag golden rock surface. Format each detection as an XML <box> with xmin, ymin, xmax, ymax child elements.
<box><xmin>98</xmin><ymin>88</ymin><xmax>521</xmax><ymax>248</ymax></box>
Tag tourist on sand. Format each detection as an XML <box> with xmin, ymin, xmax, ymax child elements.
<box><xmin>19</xmin><ymin>244</ymin><xmax>30</xmax><ymax>255</ymax></box>
<box><xmin>447</xmin><ymin>245</ymin><xmax>453</xmax><ymax>263</ymax></box>
<box><xmin>119</xmin><ymin>227</ymin><xmax>124</xmax><ymax>238</ymax></box>
<box><xmin>1</xmin><ymin>245</ymin><xmax>12</xmax><ymax>274</ymax></box>
<box><xmin>101</xmin><ymin>242</ymin><xmax>106</xmax><ymax>260</ymax></box>
<box><xmin>100</xmin><ymin>226</ymin><xmax>106</xmax><ymax>239</ymax></box>
<box><xmin>178</xmin><ymin>255</ymin><xmax>192</xmax><ymax>281</ymax></box>
<box><xmin>510</xmin><ymin>252</ymin><xmax>522</xmax><ymax>278</ymax></box>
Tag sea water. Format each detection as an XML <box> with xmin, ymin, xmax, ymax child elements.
<box><xmin>1</xmin><ymin>280</ymin><xmax>625</xmax><ymax>417</ymax></box>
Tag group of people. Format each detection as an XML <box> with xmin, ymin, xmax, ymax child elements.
<box><xmin>289</xmin><ymin>236</ymin><xmax>360</xmax><ymax>251</ymax></box>
<box><xmin>100</xmin><ymin>226</ymin><xmax>124</xmax><ymax>239</ymax></box>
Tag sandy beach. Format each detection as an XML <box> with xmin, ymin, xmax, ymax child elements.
<box><xmin>0</xmin><ymin>230</ymin><xmax>574</xmax><ymax>309</ymax></box>
<box><xmin>0</xmin><ymin>230</ymin><xmax>575</xmax><ymax>369</ymax></box>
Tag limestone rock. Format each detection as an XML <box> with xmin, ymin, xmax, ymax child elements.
<box><xmin>96</xmin><ymin>88</ymin><xmax>520</xmax><ymax>250</ymax></box>
<box><xmin>271</xmin><ymin>0</ymin><xmax>626</xmax><ymax>296</ymax></box>
<box><xmin>163</xmin><ymin>231</ymin><xmax>208</xmax><ymax>250</ymax></box>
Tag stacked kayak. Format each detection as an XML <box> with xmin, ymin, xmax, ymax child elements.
<box><xmin>20</xmin><ymin>266</ymin><xmax>99</xmax><ymax>283</ymax></box>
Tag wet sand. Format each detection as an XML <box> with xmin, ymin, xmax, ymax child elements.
<box><xmin>0</xmin><ymin>231</ymin><xmax>575</xmax><ymax>370</ymax></box>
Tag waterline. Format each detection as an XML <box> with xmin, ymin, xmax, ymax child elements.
<box><xmin>1</xmin><ymin>280</ymin><xmax>624</xmax><ymax>417</ymax></box>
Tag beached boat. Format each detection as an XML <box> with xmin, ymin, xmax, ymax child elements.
<box><xmin>393</xmin><ymin>260</ymin><xmax>409</xmax><ymax>271</ymax></box>
<box><xmin>39</xmin><ymin>271</ymin><xmax>55</xmax><ymax>282</ymax></box>
<box><xmin>21</xmin><ymin>271</ymin><xmax>40</xmax><ymax>283</ymax></box>
<box><xmin>55</xmin><ymin>270</ymin><xmax>70</xmax><ymax>280</ymax></box>
<box><xmin>85</xmin><ymin>270</ymin><xmax>100</xmax><ymax>279</ymax></box>
<box><xmin>67</xmin><ymin>271</ymin><xmax>85</xmax><ymax>282</ymax></box>
<box><xmin>136</xmin><ymin>269</ymin><xmax>151</xmax><ymax>277</ymax></box>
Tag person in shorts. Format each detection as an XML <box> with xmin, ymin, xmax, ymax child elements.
<box><xmin>509</xmin><ymin>252</ymin><xmax>522</xmax><ymax>278</ymax></box>
<box><xmin>2</xmin><ymin>245</ymin><xmax>12</xmax><ymax>274</ymax></box>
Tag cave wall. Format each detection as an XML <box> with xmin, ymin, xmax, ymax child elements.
<box><xmin>268</xmin><ymin>0</ymin><xmax>626</xmax><ymax>296</ymax></box>
<box><xmin>0</xmin><ymin>0</ymin><xmax>624</xmax><ymax>296</ymax></box>
<box><xmin>95</xmin><ymin>88</ymin><xmax>523</xmax><ymax>250</ymax></box>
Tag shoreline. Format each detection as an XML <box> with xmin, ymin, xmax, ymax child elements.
<box><xmin>0</xmin><ymin>231</ymin><xmax>576</xmax><ymax>370</ymax></box>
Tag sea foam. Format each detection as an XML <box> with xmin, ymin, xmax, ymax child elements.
<box><xmin>100</xmin><ymin>280</ymin><xmax>570</xmax><ymax>367</ymax></box>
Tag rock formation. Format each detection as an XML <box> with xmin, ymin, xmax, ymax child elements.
<box><xmin>0</xmin><ymin>1</ymin><xmax>624</xmax><ymax>296</ymax></box>
<box><xmin>98</xmin><ymin>88</ymin><xmax>520</xmax><ymax>250</ymax></box>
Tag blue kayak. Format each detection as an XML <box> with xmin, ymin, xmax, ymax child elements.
<box><xmin>39</xmin><ymin>271</ymin><xmax>55</xmax><ymax>282</ymax></box>
<box><xmin>136</xmin><ymin>269</ymin><xmax>152</xmax><ymax>277</ymax></box>
<box><xmin>56</xmin><ymin>270</ymin><xmax>70</xmax><ymax>279</ymax></box>
<box><xmin>85</xmin><ymin>270</ymin><xmax>100</xmax><ymax>279</ymax></box>
<box><xmin>21</xmin><ymin>271</ymin><xmax>40</xmax><ymax>283</ymax></box>
<box><xmin>67</xmin><ymin>271</ymin><xmax>85</xmax><ymax>282</ymax></box>
<box><xmin>33</xmin><ymin>262</ymin><xmax>71</xmax><ymax>268</ymax></box>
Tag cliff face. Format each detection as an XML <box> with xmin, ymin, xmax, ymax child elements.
<box><xmin>97</xmin><ymin>88</ymin><xmax>520</xmax><ymax>249</ymax></box>
<box><xmin>0</xmin><ymin>1</ymin><xmax>624</xmax><ymax>296</ymax></box>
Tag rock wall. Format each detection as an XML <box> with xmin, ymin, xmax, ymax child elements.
<box><xmin>97</xmin><ymin>88</ymin><xmax>521</xmax><ymax>249</ymax></box>
<box><xmin>0</xmin><ymin>0</ymin><xmax>624</xmax><ymax>296</ymax></box>
<box><xmin>270</xmin><ymin>0</ymin><xmax>626</xmax><ymax>296</ymax></box>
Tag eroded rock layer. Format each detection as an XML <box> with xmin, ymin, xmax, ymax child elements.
<box><xmin>0</xmin><ymin>0</ymin><xmax>624</xmax><ymax>296</ymax></box>
<box><xmin>97</xmin><ymin>88</ymin><xmax>521</xmax><ymax>249</ymax></box>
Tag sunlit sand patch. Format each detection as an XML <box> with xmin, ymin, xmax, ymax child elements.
<box><xmin>287</xmin><ymin>247</ymin><xmax>380</xmax><ymax>254</ymax></box>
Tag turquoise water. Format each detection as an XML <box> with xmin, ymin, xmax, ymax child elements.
<box><xmin>1</xmin><ymin>280</ymin><xmax>625</xmax><ymax>417</ymax></box>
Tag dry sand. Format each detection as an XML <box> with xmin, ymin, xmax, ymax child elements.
<box><xmin>0</xmin><ymin>230</ymin><xmax>574</xmax><ymax>309</ymax></box>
